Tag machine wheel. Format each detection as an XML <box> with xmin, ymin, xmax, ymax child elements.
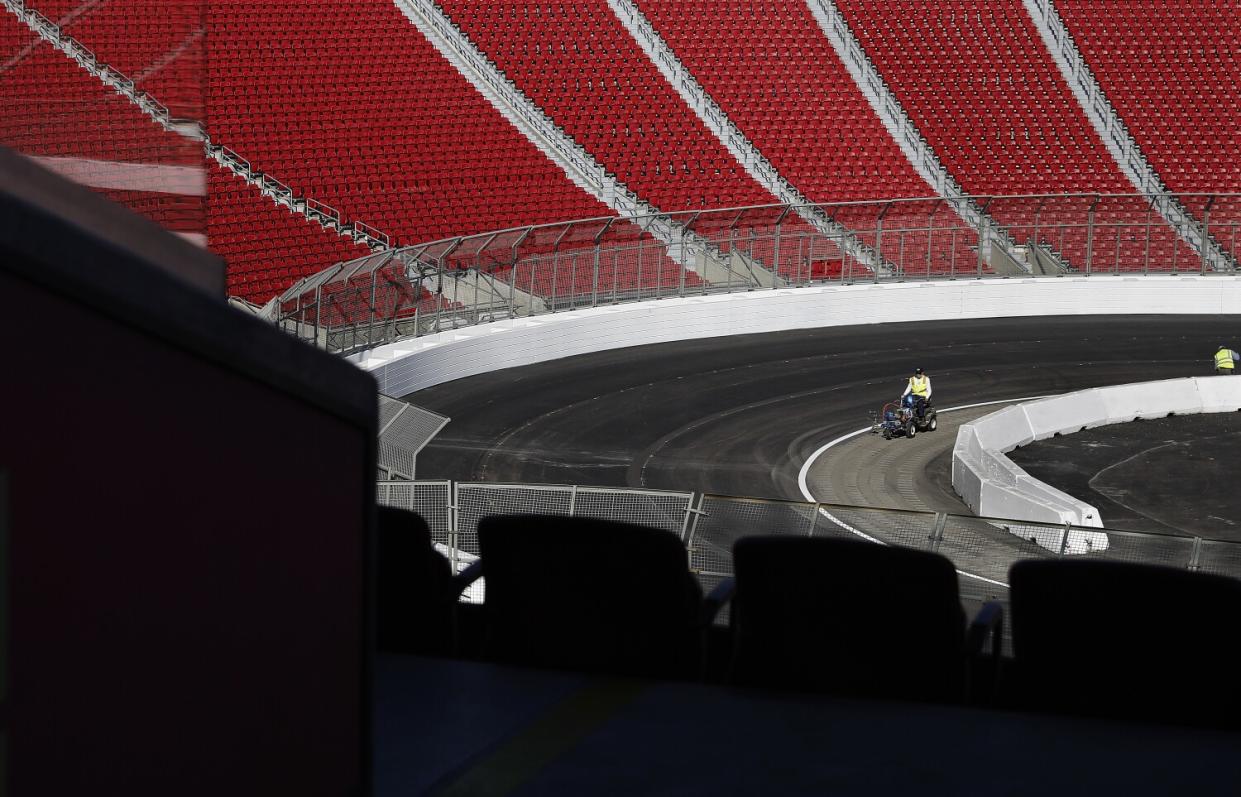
<box><xmin>882</xmin><ymin>428</ymin><xmax>892</xmax><ymax>440</ymax></box>
<box><xmin>905</xmin><ymin>421</ymin><xmax>917</xmax><ymax>438</ymax></box>
<box><xmin>927</xmin><ymin>415</ymin><xmax>938</xmax><ymax>432</ymax></box>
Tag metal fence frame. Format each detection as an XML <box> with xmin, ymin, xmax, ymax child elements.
<box><xmin>377</xmin><ymin>481</ymin><xmax>1241</xmax><ymax>601</ymax></box>
<box><xmin>376</xmin><ymin>395</ymin><xmax>449</xmax><ymax>480</ymax></box>
<box><xmin>279</xmin><ymin>193</ymin><xmax>1241</xmax><ymax>354</ymax></box>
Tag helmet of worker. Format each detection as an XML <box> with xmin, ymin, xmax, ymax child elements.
<box><xmin>914</xmin><ymin>367</ymin><xmax>924</xmax><ymax>375</ymax></box>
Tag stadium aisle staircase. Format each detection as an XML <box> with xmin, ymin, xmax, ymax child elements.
<box><xmin>29</xmin><ymin>0</ymin><xmax>203</xmax><ymax>118</ymax></box>
<box><xmin>835</xmin><ymin>0</ymin><xmax>1196</xmax><ymax>272</ymax></box>
<box><xmin>0</xmin><ymin>9</ymin><xmax>204</xmax><ymax>233</ymax></box>
<box><xmin>1057</xmin><ymin>0</ymin><xmax>1241</xmax><ymax>262</ymax></box>
<box><xmin>437</xmin><ymin>0</ymin><xmax>776</xmax><ymax>213</ymax></box>
<box><xmin>636</xmin><ymin>0</ymin><xmax>975</xmax><ymax>277</ymax></box>
<box><xmin>209</xmin><ymin>163</ymin><xmax>372</xmax><ymax>301</ymax></box>
<box><xmin>206</xmin><ymin>0</ymin><xmax>700</xmax><ymax>300</ymax></box>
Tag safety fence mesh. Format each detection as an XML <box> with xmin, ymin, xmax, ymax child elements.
<box><xmin>280</xmin><ymin>192</ymin><xmax>1241</xmax><ymax>354</ymax></box>
<box><xmin>376</xmin><ymin>395</ymin><xmax>449</xmax><ymax>480</ymax></box>
<box><xmin>379</xmin><ymin>481</ymin><xmax>1241</xmax><ymax>631</ymax></box>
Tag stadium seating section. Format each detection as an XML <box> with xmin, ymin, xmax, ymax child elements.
<box><xmin>637</xmin><ymin>0</ymin><xmax>977</xmax><ymax>276</ymax></box>
<box><xmin>1058</xmin><ymin>0</ymin><xmax>1240</xmax><ymax>197</ymax></box>
<box><xmin>439</xmin><ymin>0</ymin><xmax>775</xmax><ymax>212</ymax></box>
<box><xmin>209</xmin><ymin>163</ymin><xmax>372</xmax><ymax>300</ymax></box>
<box><xmin>31</xmin><ymin>0</ymin><xmax>204</xmax><ymax>118</ymax></box>
<box><xmin>640</xmin><ymin>1</ymin><xmax>925</xmax><ymax>203</ymax></box>
<box><xmin>206</xmin><ymin>0</ymin><xmax>703</xmax><ymax>298</ymax></box>
<box><xmin>205</xmin><ymin>1</ymin><xmax>612</xmax><ymax>242</ymax></box>
<box><xmin>0</xmin><ymin>10</ymin><xmax>195</xmax><ymax>166</ymax></box>
<box><xmin>835</xmin><ymin>0</ymin><xmax>1196</xmax><ymax>271</ymax></box>
<box><xmin>0</xmin><ymin>6</ymin><xmax>379</xmax><ymax>302</ymax></box>
<box><xmin>1057</xmin><ymin>0</ymin><xmax>1241</xmax><ymax>260</ymax></box>
<box><xmin>5</xmin><ymin>0</ymin><xmax>1238</xmax><ymax>299</ymax></box>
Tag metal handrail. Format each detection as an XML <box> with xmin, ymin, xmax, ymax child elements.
<box><xmin>378</xmin><ymin>480</ymin><xmax>1241</xmax><ymax>591</ymax></box>
<box><xmin>276</xmin><ymin>192</ymin><xmax>1241</xmax><ymax>355</ymax></box>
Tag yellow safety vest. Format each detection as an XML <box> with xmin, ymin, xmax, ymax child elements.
<box><xmin>1216</xmin><ymin>349</ymin><xmax>1235</xmax><ymax>370</ymax></box>
<box><xmin>908</xmin><ymin>375</ymin><xmax>930</xmax><ymax>397</ymax></box>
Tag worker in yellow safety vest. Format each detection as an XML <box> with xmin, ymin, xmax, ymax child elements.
<box><xmin>902</xmin><ymin>367</ymin><xmax>933</xmax><ymax>419</ymax></box>
<box><xmin>1214</xmin><ymin>345</ymin><xmax>1238</xmax><ymax>375</ymax></box>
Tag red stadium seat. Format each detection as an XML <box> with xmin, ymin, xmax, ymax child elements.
<box><xmin>836</xmin><ymin>0</ymin><xmax>1198</xmax><ymax>271</ymax></box>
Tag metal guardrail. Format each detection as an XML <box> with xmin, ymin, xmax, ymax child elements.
<box><xmin>377</xmin><ymin>396</ymin><xmax>449</xmax><ymax>480</ymax></box>
<box><xmin>279</xmin><ymin>193</ymin><xmax>1241</xmax><ymax>355</ymax></box>
<box><xmin>377</xmin><ymin>481</ymin><xmax>1241</xmax><ymax>605</ymax></box>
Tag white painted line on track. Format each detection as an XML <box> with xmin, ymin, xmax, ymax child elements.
<box><xmin>796</xmin><ymin>395</ymin><xmax>1051</xmax><ymax>500</ymax></box>
<box><xmin>797</xmin><ymin>395</ymin><xmax>1054</xmax><ymax>590</ymax></box>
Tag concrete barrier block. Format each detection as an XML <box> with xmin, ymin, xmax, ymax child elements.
<box><xmin>1012</xmin><ymin>474</ymin><xmax>1103</xmax><ymax>527</ymax></box>
<box><xmin>972</xmin><ymin>405</ymin><xmax>1036</xmax><ymax>451</ymax></box>
<box><xmin>952</xmin><ymin>456</ymin><xmax>984</xmax><ymax>515</ymax></box>
<box><xmin>1100</xmin><ymin>378</ymin><xmax>1202</xmax><ymax>422</ymax></box>
<box><xmin>1192</xmin><ymin>376</ymin><xmax>1241</xmax><ymax>413</ymax></box>
<box><xmin>953</xmin><ymin>424</ymin><xmax>985</xmax><ymax>463</ymax></box>
<box><xmin>1022</xmin><ymin>389</ymin><xmax>1110</xmax><ymax>439</ymax></box>
<box><xmin>977</xmin><ymin>483</ymin><xmax>1075</xmax><ymax>527</ymax></box>
<box><xmin>978</xmin><ymin>448</ymin><xmax>1024</xmax><ymax>487</ymax></box>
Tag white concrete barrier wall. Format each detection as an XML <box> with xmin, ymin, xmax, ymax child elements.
<box><xmin>1021</xmin><ymin>389</ymin><xmax>1111</xmax><ymax>439</ymax></box>
<box><xmin>1194</xmin><ymin>376</ymin><xmax>1241</xmax><ymax>412</ymax></box>
<box><xmin>953</xmin><ymin>376</ymin><xmax>1241</xmax><ymax>554</ymax></box>
<box><xmin>973</xmin><ymin>405</ymin><xmax>1036</xmax><ymax>451</ymax></box>
<box><xmin>358</xmin><ymin>275</ymin><xmax>1241</xmax><ymax>395</ymax></box>
<box><xmin>1099</xmin><ymin>379</ymin><xmax>1203</xmax><ymax>422</ymax></box>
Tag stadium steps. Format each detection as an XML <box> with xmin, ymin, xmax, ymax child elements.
<box><xmin>833</xmin><ymin>0</ymin><xmax>1202</xmax><ymax>272</ymax></box>
<box><xmin>426</xmin><ymin>0</ymin><xmax>786</xmax><ymax>287</ymax></box>
<box><xmin>633</xmin><ymin>0</ymin><xmax>1011</xmax><ymax>278</ymax></box>
<box><xmin>209</xmin><ymin>163</ymin><xmax>374</xmax><ymax>301</ymax></box>
<box><xmin>610</xmin><ymin>0</ymin><xmax>889</xmax><ymax>276</ymax></box>
<box><xmin>208</xmin><ymin>0</ymin><xmax>714</xmax><ymax>309</ymax></box>
<box><xmin>807</xmin><ymin>0</ymin><xmax>1025</xmax><ymax>274</ymax></box>
<box><xmin>1039</xmin><ymin>0</ymin><xmax>1236</xmax><ymax>272</ymax></box>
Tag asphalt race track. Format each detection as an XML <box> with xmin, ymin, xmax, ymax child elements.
<box><xmin>410</xmin><ymin>315</ymin><xmax>1237</xmax><ymax>521</ymax></box>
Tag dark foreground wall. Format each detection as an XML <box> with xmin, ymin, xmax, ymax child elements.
<box><xmin>0</xmin><ymin>148</ymin><xmax>377</xmax><ymax>796</ymax></box>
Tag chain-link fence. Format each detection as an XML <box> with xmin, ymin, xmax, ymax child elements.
<box><xmin>377</xmin><ymin>480</ymin><xmax>1241</xmax><ymax>624</ymax></box>
<box><xmin>377</xmin><ymin>395</ymin><xmax>448</xmax><ymax>480</ymax></box>
<box><xmin>278</xmin><ymin>193</ymin><xmax>1241</xmax><ymax>354</ymax></box>
<box><xmin>379</xmin><ymin>481</ymin><xmax>695</xmax><ymax>604</ymax></box>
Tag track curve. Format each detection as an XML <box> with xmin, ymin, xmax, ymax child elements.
<box><xmin>410</xmin><ymin>315</ymin><xmax>1235</xmax><ymax>505</ymax></box>
<box><xmin>798</xmin><ymin>401</ymin><xmax>1029</xmax><ymax>514</ymax></box>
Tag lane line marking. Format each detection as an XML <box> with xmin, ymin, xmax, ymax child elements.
<box><xmin>797</xmin><ymin>395</ymin><xmax>1054</xmax><ymax>589</ymax></box>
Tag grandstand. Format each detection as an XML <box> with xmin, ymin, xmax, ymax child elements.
<box><xmin>8</xmin><ymin>0</ymin><xmax>1236</xmax><ymax>307</ymax></box>
<box><xmin>5</xmin><ymin>0</ymin><xmax>1241</xmax><ymax>793</ymax></box>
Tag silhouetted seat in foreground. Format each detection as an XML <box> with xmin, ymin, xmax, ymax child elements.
<box><xmin>729</xmin><ymin>536</ymin><xmax>1002</xmax><ymax>703</ymax></box>
<box><xmin>1009</xmin><ymin>559</ymin><xmax>1241</xmax><ymax>727</ymax></box>
<box><xmin>376</xmin><ymin>507</ymin><xmax>471</xmax><ymax>657</ymax></box>
<box><xmin>474</xmin><ymin>515</ymin><xmax>731</xmax><ymax>679</ymax></box>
